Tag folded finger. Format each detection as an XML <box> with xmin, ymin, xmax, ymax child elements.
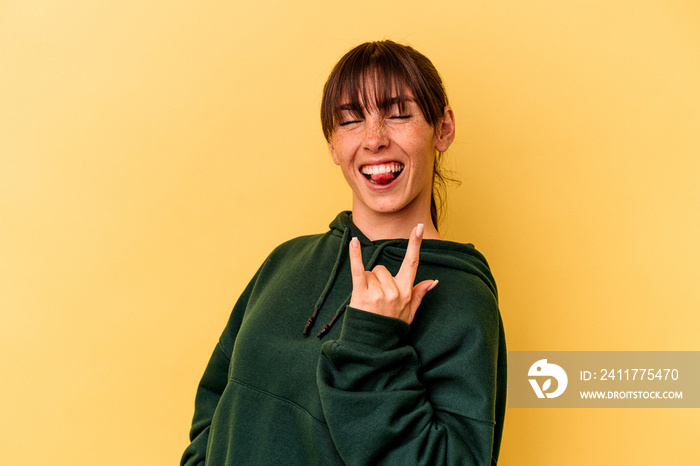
<box><xmin>371</xmin><ymin>264</ymin><xmax>397</xmax><ymax>289</ymax></box>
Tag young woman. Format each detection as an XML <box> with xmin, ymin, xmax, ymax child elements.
<box><xmin>181</xmin><ymin>40</ymin><xmax>506</xmax><ymax>466</ymax></box>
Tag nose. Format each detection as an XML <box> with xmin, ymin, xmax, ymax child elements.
<box><xmin>362</xmin><ymin>118</ymin><xmax>389</xmax><ymax>152</ymax></box>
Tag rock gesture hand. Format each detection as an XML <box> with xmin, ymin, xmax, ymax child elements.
<box><xmin>348</xmin><ymin>224</ymin><xmax>439</xmax><ymax>325</ymax></box>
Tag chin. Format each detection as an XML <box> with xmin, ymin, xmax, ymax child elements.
<box><xmin>363</xmin><ymin>199</ymin><xmax>413</xmax><ymax>215</ymax></box>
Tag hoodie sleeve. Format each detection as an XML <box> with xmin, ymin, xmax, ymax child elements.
<box><xmin>317</xmin><ymin>283</ymin><xmax>503</xmax><ymax>466</ymax></box>
<box><xmin>180</xmin><ymin>269</ymin><xmax>261</xmax><ymax>466</ymax></box>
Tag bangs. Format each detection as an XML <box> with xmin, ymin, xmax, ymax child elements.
<box><xmin>321</xmin><ymin>41</ymin><xmax>446</xmax><ymax>141</ymax></box>
<box><xmin>333</xmin><ymin>68</ymin><xmax>412</xmax><ymax>124</ymax></box>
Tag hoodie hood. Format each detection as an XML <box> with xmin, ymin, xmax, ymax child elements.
<box><xmin>328</xmin><ymin>211</ymin><xmax>498</xmax><ymax>299</ymax></box>
<box><xmin>303</xmin><ymin>212</ymin><xmax>498</xmax><ymax>339</ymax></box>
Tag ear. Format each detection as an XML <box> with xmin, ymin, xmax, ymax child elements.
<box><xmin>434</xmin><ymin>106</ymin><xmax>455</xmax><ymax>152</ymax></box>
<box><xmin>329</xmin><ymin>139</ymin><xmax>340</xmax><ymax>165</ymax></box>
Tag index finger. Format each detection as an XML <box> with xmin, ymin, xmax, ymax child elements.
<box><xmin>348</xmin><ymin>237</ymin><xmax>367</xmax><ymax>290</ymax></box>
<box><xmin>396</xmin><ymin>224</ymin><xmax>424</xmax><ymax>285</ymax></box>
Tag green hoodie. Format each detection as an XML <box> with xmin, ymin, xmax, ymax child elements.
<box><xmin>181</xmin><ymin>212</ymin><xmax>506</xmax><ymax>465</ymax></box>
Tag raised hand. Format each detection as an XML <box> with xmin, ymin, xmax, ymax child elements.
<box><xmin>348</xmin><ymin>224</ymin><xmax>439</xmax><ymax>325</ymax></box>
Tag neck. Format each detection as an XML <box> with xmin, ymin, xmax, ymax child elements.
<box><xmin>351</xmin><ymin>208</ymin><xmax>442</xmax><ymax>241</ymax></box>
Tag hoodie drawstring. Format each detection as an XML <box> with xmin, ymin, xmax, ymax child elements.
<box><xmin>302</xmin><ymin>227</ymin><xmax>351</xmax><ymax>337</ymax></box>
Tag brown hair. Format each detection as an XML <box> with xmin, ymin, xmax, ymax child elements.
<box><xmin>320</xmin><ymin>40</ymin><xmax>454</xmax><ymax>230</ymax></box>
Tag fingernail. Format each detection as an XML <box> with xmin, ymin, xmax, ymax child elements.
<box><xmin>428</xmin><ymin>279</ymin><xmax>439</xmax><ymax>291</ymax></box>
<box><xmin>416</xmin><ymin>223</ymin><xmax>424</xmax><ymax>238</ymax></box>
<box><xmin>351</xmin><ymin>237</ymin><xmax>359</xmax><ymax>248</ymax></box>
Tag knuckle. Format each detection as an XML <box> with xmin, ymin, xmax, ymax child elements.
<box><xmin>384</xmin><ymin>288</ymin><xmax>399</xmax><ymax>301</ymax></box>
<box><xmin>405</xmin><ymin>257</ymin><xmax>419</xmax><ymax>268</ymax></box>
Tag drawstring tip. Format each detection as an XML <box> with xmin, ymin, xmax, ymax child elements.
<box><xmin>317</xmin><ymin>324</ymin><xmax>331</xmax><ymax>339</ymax></box>
<box><xmin>302</xmin><ymin>318</ymin><xmax>314</xmax><ymax>336</ymax></box>
<box><xmin>302</xmin><ymin>307</ymin><xmax>320</xmax><ymax>337</ymax></box>
<box><xmin>316</xmin><ymin>312</ymin><xmax>341</xmax><ymax>339</ymax></box>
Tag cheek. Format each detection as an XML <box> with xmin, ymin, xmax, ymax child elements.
<box><xmin>330</xmin><ymin>134</ymin><xmax>354</xmax><ymax>165</ymax></box>
<box><xmin>409</xmin><ymin>152</ymin><xmax>436</xmax><ymax>186</ymax></box>
<box><xmin>329</xmin><ymin>137</ymin><xmax>344</xmax><ymax>165</ymax></box>
<box><xmin>406</xmin><ymin>136</ymin><xmax>436</xmax><ymax>172</ymax></box>
<box><xmin>411</xmin><ymin>158</ymin><xmax>434</xmax><ymax>180</ymax></box>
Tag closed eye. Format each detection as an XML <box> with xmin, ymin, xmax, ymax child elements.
<box><xmin>388</xmin><ymin>114</ymin><xmax>411</xmax><ymax>120</ymax></box>
<box><xmin>339</xmin><ymin>119</ymin><xmax>362</xmax><ymax>126</ymax></box>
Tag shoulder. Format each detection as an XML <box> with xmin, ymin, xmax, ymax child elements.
<box><xmin>420</xmin><ymin>240</ymin><xmax>498</xmax><ymax>298</ymax></box>
<box><xmin>419</xmin><ymin>268</ymin><xmax>500</xmax><ymax>332</ymax></box>
<box><xmin>411</xmin><ymin>242</ymin><xmax>501</xmax><ymax>342</ymax></box>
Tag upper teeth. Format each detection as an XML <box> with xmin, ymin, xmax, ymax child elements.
<box><xmin>361</xmin><ymin>163</ymin><xmax>404</xmax><ymax>175</ymax></box>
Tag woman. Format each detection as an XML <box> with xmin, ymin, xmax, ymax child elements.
<box><xmin>181</xmin><ymin>40</ymin><xmax>506</xmax><ymax>465</ymax></box>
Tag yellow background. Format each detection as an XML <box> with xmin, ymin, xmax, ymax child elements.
<box><xmin>2</xmin><ymin>0</ymin><xmax>698</xmax><ymax>464</ymax></box>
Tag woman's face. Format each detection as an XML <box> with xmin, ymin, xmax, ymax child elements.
<box><xmin>329</xmin><ymin>87</ymin><xmax>454</xmax><ymax>223</ymax></box>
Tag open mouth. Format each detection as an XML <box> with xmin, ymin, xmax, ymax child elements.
<box><xmin>361</xmin><ymin>162</ymin><xmax>404</xmax><ymax>185</ymax></box>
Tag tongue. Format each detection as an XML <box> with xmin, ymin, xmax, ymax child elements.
<box><xmin>371</xmin><ymin>172</ymin><xmax>396</xmax><ymax>184</ymax></box>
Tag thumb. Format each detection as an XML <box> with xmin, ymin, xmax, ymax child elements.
<box><xmin>408</xmin><ymin>279</ymin><xmax>439</xmax><ymax>321</ymax></box>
